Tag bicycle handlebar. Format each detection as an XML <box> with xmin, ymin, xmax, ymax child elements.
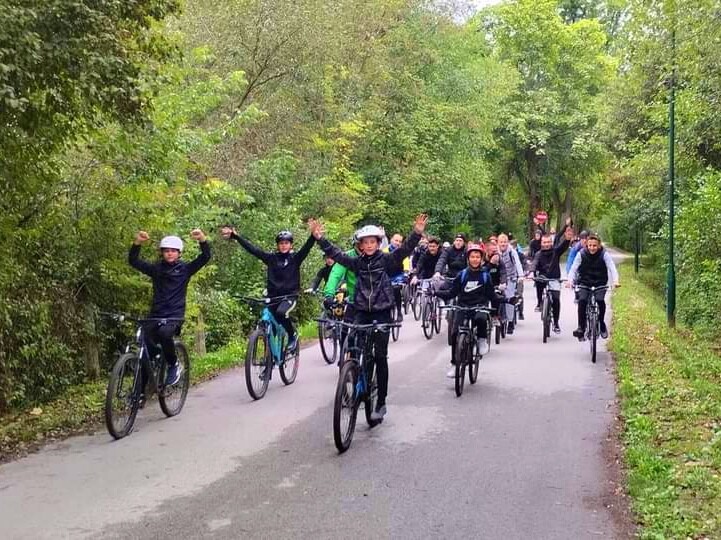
<box><xmin>440</xmin><ymin>305</ymin><xmax>492</xmax><ymax>313</ymax></box>
<box><xmin>575</xmin><ymin>284</ymin><xmax>609</xmax><ymax>292</ymax></box>
<box><xmin>239</xmin><ymin>294</ymin><xmax>299</xmax><ymax>305</ymax></box>
<box><xmin>531</xmin><ymin>277</ymin><xmax>568</xmax><ymax>283</ymax></box>
<box><xmin>316</xmin><ymin>319</ymin><xmax>401</xmax><ymax>330</ymax></box>
<box><xmin>99</xmin><ymin>312</ymin><xmax>184</xmax><ymax>325</ymax></box>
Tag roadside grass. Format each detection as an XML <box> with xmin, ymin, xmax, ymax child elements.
<box><xmin>1</xmin><ymin>324</ymin><xmax>319</xmax><ymax>462</ymax></box>
<box><xmin>611</xmin><ymin>262</ymin><xmax>721</xmax><ymax>538</ymax></box>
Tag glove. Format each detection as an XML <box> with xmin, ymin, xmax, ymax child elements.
<box><xmin>323</xmin><ymin>297</ymin><xmax>334</xmax><ymax>310</ymax></box>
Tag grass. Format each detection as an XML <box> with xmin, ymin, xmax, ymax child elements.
<box><xmin>0</xmin><ymin>323</ymin><xmax>319</xmax><ymax>462</ymax></box>
<box><xmin>610</xmin><ymin>262</ymin><xmax>721</xmax><ymax>539</ymax></box>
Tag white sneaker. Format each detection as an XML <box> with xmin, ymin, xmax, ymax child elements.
<box><xmin>446</xmin><ymin>366</ymin><xmax>456</xmax><ymax>378</ymax></box>
<box><xmin>478</xmin><ymin>339</ymin><xmax>490</xmax><ymax>356</ymax></box>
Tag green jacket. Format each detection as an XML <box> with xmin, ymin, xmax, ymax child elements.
<box><xmin>323</xmin><ymin>248</ymin><xmax>357</xmax><ymax>302</ymax></box>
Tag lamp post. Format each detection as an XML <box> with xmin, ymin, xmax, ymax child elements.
<box><xmin>667</xmin><ymin>24</ymin><xmax>676</xmax><ymax>327</ymax></box>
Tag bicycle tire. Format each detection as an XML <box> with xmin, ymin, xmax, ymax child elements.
<box><xmin>468</xmin><ymin>337</ymin><xmax>480</xmax><ymax>384</ymax></box>
<box><xmin>105</xmin><ymin>352</ymin><xmax>142</xmax><ymax>440</ymax></box>
<box><xmin>495</xmin><ymin>323</ymin><xmax>501</xmax><ymax>345</ymax></box>
<box><xmin>390</xmin><ymin>305</ymin><xmax>400</xmax><ymax>342</ymax></box>
<box><xmin>454</xmin><ymin>333</ymin><xmax>467</xmax><ymax>397</ymax></box>
<box><xmin>589</xmin><ymin>310</ymin><xmax>598</xmax><ymax>364</ymax></box>
<box><xmin>159</xmin><ymin>341</ymin><xmax>190</xmax><ymax>417</ymax></box>
<box><xmin>402</xmin><ymin>285</ymin><xmax>411</xmax><ymax>315</ymax></box>
<box><xmin>446</xmin><ymin>307</ymin><xmax>455</xmax><ymax>346</ymax></box>
<box><xmin>333</xmin><ymin>360</ymin><xmax>359</xmax><ymax>453</ymax></box>
<box><xmin>279</xmin><ymin>335</ymin><xmax>299</xmax><ymax>385</ymax></box>
<box><xmin>412</xmin><ymin>289</ymin><xmax>422</xmax><ymax>320</ymax></box>
<box><xmin>245</xmin><ymin>328</ymin><xmax>271</xmax><ymax>400</ymax></box>
<box><xmin>318</xmin><ymin>320</ymin><xmax>337</xmax><ymax>365</ymax></box>
<box><xmin>542</xmin><ymin>295</ymin><xmax>550</xmax><ymax>343</ymax></box>
<box><xmin>422</xmin><ymin>300</ymin><xmax>434</xmax><ymax>340</ymax></box>
<box><xmin>433</xmin><ymin>298</ymin><xmax>442</xmax><ymax>334</ymax></box>
<box><xmin>363</xmin><ymin>358</ymin><xmax>380</xmax><ymax>427</ymax></box>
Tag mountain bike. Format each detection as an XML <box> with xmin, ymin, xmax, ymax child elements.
<box><xmin>576</xmin><ymin>284</ymin><xmax>609</xmax><ymax>364</ymax></box>
<box><xmin>241</xmin><ymin>295</ymin><xmax>300</xmax><ymax>400</ymax></box>
<box><xmin>419</xmin><ymin>279</ymin><xmax>442</xmax><ymax>339</ymax></box>
<box><xmin>442</xmin><ymin>305</ymin><xmax>492</xmax><ymax>397</ymax></box>
<box><xmin>318</xmin><ymin>288</ymin><xmax>347</xmax><ymax>364</ymax></box>
<box><xmin>330</xmin><ymin>320</ymin><xmax>400</xmax><ymax>453</ymax></box>
<box><xmin>533</xmin><ymin>277</ymin><xmax>567</xmax><ymax>343</ymax></box>
<box><xmin>103</xmin><ymin>314</ymin><xmax>190</xmax><ymax>440</ymax></box>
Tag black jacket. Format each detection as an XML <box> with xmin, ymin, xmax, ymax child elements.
<box><xmin>436</xmin><ymin>266</ymin><xmax>496</xmax><ymax>307</ymax></box>
<box><xmin>529</xmin><ymin>238</ymin><xmax>570</xmax><ymax>279</ymax></box>
<box><xmin>231</xmin><ymin>232</ymin><xmax>315</xmax><ymax>297</ymax></box>
<box><xmin>483</xmin><ymin>260</ymin><xmax>501</xmax><ymax>287</ymax></box>
<box><xmin>435</xmin><ymin>246</ymin><xmax>466</xmax><ymax>278</ymax></box>
<box><xmin>577</xmin><ymin>248</ymin><xmax>608</xmax><ymax>286</ymax></box>
<box><xmin>415</xmin><ymin>248</ymin><xmax>442</xmax><ymax>279</ymax></box>
<box><xmin>319</xmin><ymin>231</ymin><xmax>421</xmax><ymax>312</ymax></box>
<box><xmin>129</xmin><ymin>241</ymin><xmax>211</xmax><ymax>319</ymax></box>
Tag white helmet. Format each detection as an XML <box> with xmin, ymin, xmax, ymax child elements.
<box><xmin>159</xmin><ymin>235</ymin><xmax>184</xmax><ymax>252</ymax></box>
<box><xmin>355</xmin><ymin>225</ymin><xmax>384</xmax><ymax>241</ymax></box>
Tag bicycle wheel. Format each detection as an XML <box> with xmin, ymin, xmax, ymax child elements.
<box><xmin>363</xmin><ymin>358</ymin><xmax>381</xmax><ymax>427</ymax></box>
<box><xmin>446</xmin><ymin>307</ymin><xmax>455</xmax><ymax>346</ymax></box>
<box><xmin>412</xmin><ymin>289</ymin><xmax>422</xmax><ymax>320</ymax></box>
<box><xmin>542</xmin><ymin>295</ymin><xmax>550</xmax><ymax>343</ymax></box>
<box><xmin>589</xmin><ymin>310</ymin><xmax>598</xmax><ymax>364</ymax></box>
<box><xmin>333</xmin><ymin>361</ymin><xmax>359</xmax><ymax>453</ymax></box>
<box><xmin>402</xmin><ymin>285</ymin><xmax>411</xmax><ymax>315</ymax></box>
<box><xmin>245</xmin><ymin>328</ymin><xmax>271</xmax><ymax>400</ymax></box>
<box><xmin>105</xmin><ymin>352</ymin><xmax>142</xmax><ymax>440</ymax></box>
<box><xmin>454</xmin><ymin>333</ymin><xmax>467</xmax><ymax>397</ymax></box>
<box><xmin>390</xmin><ymin>305</ymin><xmax>400</xmax><ymax>342</ymax></box>
<box><xmin>159</xmin><ymin>341</ymin><xmax>190</xmax><ymax>417</ymax></box>
<box><xmin>279</xmin><ymin>337</ymin><xmax>299</xmax><ymax>385</ymax></box>
<box><xmin>495</xmin><ymin>322</ymin><xmax>501</xmax><ymax>345</ymax></box>
<box><xmin>318</xmin><ymin>320</ymin><xmax>337</xmax><ymax>365</ymax></box>
<box><xmin>422</xmin><ymin>299</ymin><xmax>434</xmax><ymax>340</ymax></box>
<box><xmin>433</xmin><ymin>298</ymin><xmax>443</xmax><ymax>334</ymax></box>
<box><xmin>468</xmin><ymin>336</ymin><xmax>480</xmax><ymax>384</ymax></box>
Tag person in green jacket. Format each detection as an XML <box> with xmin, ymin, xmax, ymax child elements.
<box><xmin>323</xmin><ymin>236</ymin><xmax>360</xmax><ymax>352</ymax></box>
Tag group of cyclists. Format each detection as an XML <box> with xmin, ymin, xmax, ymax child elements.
<box><xmin>127</xmin><ymin>212</ymin><xmax>620</xmax><ymax>434</ymax></box>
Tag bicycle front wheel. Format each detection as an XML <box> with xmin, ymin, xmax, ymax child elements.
<box><xmin>422</xmin><ymin>300</ymin><xmax>434</xmax><ymax>340</ymax></box>
<box><xmin>468</xmin><ymin>337</ymin><xmax>480</xmax><ymax>384</ymax></box>
<box><xmin>454</xmin><ymin>333</ymin><xmax>467</xmax><ymax>397</ymax></box>
<box><xmin>412</xmin><ymin>290</ymin><xmax>421</xmax><ymax>320</ymax></box>
<box><xmin>159</xmin><ymin>341</ymin><xmax>190</xmax><ymax>417</ymax></box>
<box><xmin>333</xmin><ymin>361</ymin><xmax>359</xmax><ymax>453</ymax></box>
<box><xmin>105</xmin><ymin>352</ymin><xmax>142</xmax><ymax>440</ymax></box>
<box><xmin>433</xmin><ymin>298</ymin><xmax>443</xmax><ymax>334</ymax></box>
<box><xmin>390</xmin><ymin>305</ymin><xmax>400</xmax><ymax>342</ymax></box>
<box><xmin>280</xmin><ymin>340</ymin><xmax>299</xmax><ymax>385</ymax></box>
<box><xmin>542</xmin><ymin>295</ymin><xmax>551</xmax><ymax>343</ymax></box>
<box><xmin>589</xmin><ymin>311</ymin><xmax>598</xmax><ymax>364</ymax></box>
<box><xmin>318</xmin><ymin>320</ymin><xmax>338</xmax><ymax>365</ymax></box>
<box><xmin>245</xmin><ymin>329</ymin><xmax>271</xmax><ymax>400</ymax></box>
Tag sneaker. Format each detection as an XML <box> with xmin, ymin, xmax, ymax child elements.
<box><xmin>370</xmin><ymin>404</ymin><xmax>387</xmax><ymax>422</ymax></box>
<box><xmin>478</xmin><ymin>339</ymin><xmax>490</xmax><ymax>356</ymax></box>
<box><xmin>446</xmin><ymin>366</ymin><xmax>456</xmax><ymax>378</ymax></box>
<box><xmin>164</xmin><ymin>363</ymin><xmax>182</xmax><ymax>386</ymax></box>
<box><xmin>600</xmin><ymin>322</ymin><xmax>609</xmax><ymax>339</ymax></box>
<box><xmin>553</xmin><ymin>323</ymin><xmax>561</xmax><ymax>334</ymax></box>
<box><xmin>507</xmin><ymin>322</ymin><xmax>514</xmax><ymax>335</ymax></box>
<box><xmin>287</xmin><ymin>335</ymin><xmax>299</xmax><ymax>352</ymax></box>
<box><xmin>573</xmin><ymin>327</ymin><xmax>585</xmax><ymax>340</ymax></box>
<box><xmin>492</xmin><ymin>317</ymin><xmax>501</xmax><ymax>327</ymax></box>
<box><xmin>534</xmin><ymin>305</ymin><xmax>541</xmax><ymax>312</ymax></box>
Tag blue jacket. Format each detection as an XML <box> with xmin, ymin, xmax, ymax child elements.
<box><xmin>566</xmin><ymin>243</ymin><xmax>581</xmax><ymax>274</ymax></box>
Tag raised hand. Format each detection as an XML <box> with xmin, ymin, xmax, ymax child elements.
<box><xmin>413</xmin><ymin>214</ymin><xmax>429</xmax><ymax>234</ymax></box>
<box><xmin>308</xmin><ymin>218</ymin><xmax>325</xmax><ymax>240</ymax></box>
<box><xmin>134</xmin><ymin>231</ymin><xmax>150</xmax><ymax>245</ymax></box>
<box><xmin>564</xmin><ymin>227</ymin><xmax>575</xmax><ymax>241</ymax></box>
<box><xmin>190</xmin><ymin>229</ymin><xmax>207</xmax><ymax>242</ymax></box>
<box><xmin>220</xmin><ymin>226</ymin><xmax>236</xmax><ymax>240</ymax></box>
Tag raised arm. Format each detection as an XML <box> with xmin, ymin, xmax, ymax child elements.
<box><xmin>317</xmin><ymin>238</ymin><xmax>361</xmax><ymax>271</ymax></box>
<box><xmin>295</xmin><ymin>234</ymin><xmax>316</xmax><ymax>264</ymax></box>
<box><xmin>228</xmin><ymin>230</ymin><xmax>273</xmax><ymax>264</ymax></box>
<box><xmin>128</xmin><ymin>231</ymin><xmax>157</xmax><ymax>278</ymax></box>
<box><xmin>186</xmin><ymin>229</ymin><xmax>211</xmax><ymax>275</ymax></box>
<box><xmin>391</xmin><ymin>214</ymin><xmax>427</xmax><ymax>264</ymax></box>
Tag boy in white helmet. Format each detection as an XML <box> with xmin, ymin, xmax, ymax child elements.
<box><xmin>309</xmin><ymin>214</ymin><xmax>428</xmax><ymax>421</ymax></box>
<box><xmin>129</xmin><ymin>229</ymin><xmax>211</xmax><ymax>386</ymax></box>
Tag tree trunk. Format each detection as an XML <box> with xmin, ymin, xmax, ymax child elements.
<box><xmin>84</xmin><ymin>307</ymin><xmax>101</xmax><ymax>379</ymax></box>
<box><xmin>526</xmin><ymin>149</ymin><xmax>541</xmax><ymax>238</ymax></box>
<box><xmin>194</xmin><ymin>311</ymin><xmax>207</xmax><ymax>357</ymax></box>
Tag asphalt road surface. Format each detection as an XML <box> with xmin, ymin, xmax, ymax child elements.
<box><xmin>0</xmin><ymin>252</ymin><xmax>630</xmax><ymax>539</ymax></box>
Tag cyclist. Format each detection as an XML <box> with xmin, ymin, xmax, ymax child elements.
<box><xmin>567</xmin><ymin>233</ymin><xmax>620</xmax><ymax>340</ymax></box>
<box><xmin>565</xmin><ymin>230</ymin><xmax>588</xmax><ymax>275</ymax></box>
<box><xmin>497</xmin><ymin>233</ymin><xmax>524</xmax><ymax>335</ymax></box>
<box><xmin>129</xmin><ymin>229</ymin><xmax>211</xmax><ymax>386</ymax></box>
<box><xmin>221</xmin><ymin>226</ymin><xmax>315</xmax><ymax>351</ymax></box>
<box><xmin>310</xmin><ymin>214</ymin><xmax>428</xmax><ymax>421</ymax></box>
<box><xmin>434</xmin><ymin>233</ymin><xmax>467</xmax><ymax>280</ymax></box>
<box><xmin>484</xmin><ymin>240</ymin><xmax>502</xmax><ymax>288</ymax></box>
<box><xmin>528</xmin><ymin>229</ymin><xmax>542</xmax><ymax>260</ymax></box>
<box><xmin>436</xmin><ymin>243</ymin><xmax>497</xmax><ymax>377</ymax></box>
<box><xmin>323</xmin><ymin>235</ymin><xmax>360</xmax><ymax>351</ymax></box>
<box><xmin>510</xmin><ymin>238</ymin><xmax>526</xmax><ymax>320</ymax></box>
<box><xmin>411</xmin><ymin>236</ymin><xmax>442</xmax><ymax>283</ymax></box>
<box><xmin>527</xmin><ymin>223</ymin><xmax>575</xmax><ymax>334</ymax></box>
<box><xmin>384</xmin><ymin>233</ymin><xmax>411</xmax><ymax>322</ymax></box>
<box><xmin>308</xmin><ymin>256</ymin><xmax>335</xmax><ymax>293</ymax></box>
<box><xmin>411</xmin><ymin>235</ymin><xmax>428</xmax><ymax>272</ymax></box>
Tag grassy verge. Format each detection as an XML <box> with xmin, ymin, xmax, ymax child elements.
<box><xmin>611</xmin><ymin>262</ymin><xmax>721</xmax><ymax>538</ymax></box>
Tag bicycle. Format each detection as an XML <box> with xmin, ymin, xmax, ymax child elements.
<box><xmin>329</xmin><ymin>319</ymin><xmax>400</xmax><ymax>453</ymax></box>
<box><xmin>494</xmin><ymin>286</ymin><xmax>508</xmax><ymax>345</ymax></box>
<box><xmin>103</xmin><ymin>314</ymin><xmax>190</xmax><ymax>440</ymax></box>
<box><xmin>418</xmin><ymin>279</ymin><xmax>442</xmax><ymax>340</ymax></box>
<box><xmin>390</xmin><ymin>281</ymin><xmax>405</xmax><ymax>342</ymax></box>
<box><xmin>318</xmin><ymin>288</ymin><xmax>347</xmax><ymax>365</ymax></box>
<box><xmin>442</xmin><ymin>305</ymin><xmax>492</xmax><ymax>397</ymax></box>
<box><xmin>401</xmin><ymin>276</ymin><xmax>414</xmax><ymax>315</ymax></box>
<box><xmin>241</xmin><ymin>295</ymin><xmax>300</xmax><ymax>400</ymax></box>
<box><xmin>576</xmin><ymin>284</ymin><xmax>609</xmax><ymax>364</ymax></box>
<box><xmin>532</xmin><ymin>276</ymin><xmax>567</xmax><ymax>343</ymax></box>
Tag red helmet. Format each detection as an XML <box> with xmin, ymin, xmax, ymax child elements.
<box><xmin>466</xmin><ymin>243</ymin><xmax>483</xmax><ymax>255</ymax></box>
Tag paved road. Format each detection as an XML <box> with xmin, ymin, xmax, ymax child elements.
<box><xmin>0</xmin><ymin>254</ymin><xmax>629</xmax><ymax>539</ymax></box>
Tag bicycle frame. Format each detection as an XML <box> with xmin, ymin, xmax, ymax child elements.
<box><xmin>260</xmin><ymin>307</ymin><xmax>286</xmax><ymax>366</ymax></box>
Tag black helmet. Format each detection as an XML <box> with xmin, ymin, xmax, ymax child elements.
<box><xmin>276</xmin><ymin>230</ymin><xmax>293</xmax><ymax>243</ymax></box>
<box><xmin>455</xmin><ymin>233</ymin><xmax>467</xmax><ymax>242</ymax></box>
<box><xmin>579</xmin><ymin>230</ymin><xmax>589</xmax><ymax>239</ymax></box>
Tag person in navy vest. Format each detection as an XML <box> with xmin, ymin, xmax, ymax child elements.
<box><xmin>567</xmin><ymin>232</ymin><xmax>620</xmax><ymax>340</ymax></box>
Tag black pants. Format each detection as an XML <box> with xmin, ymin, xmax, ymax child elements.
<box><xmin>536</xmin><ymin>282</ymin><xmax>560</xmax><ymax>324</ymax></box>
<box><xmin>353</xmin><ymin>309</ymin><xmax>391</xmax><ymax>408</ymax></box>
<box><xmin>144</xmin><ymin>321</ymin><xmax>181</xmax><ymax>366</ymax></box>
<box><xmin>269</xmin><ymin>298</ymin><xmax>297</xmax><ymax>340</ymax></box>
<box><xmin>449</xmin><ymin>310</ymin><xmax>489</xmax><ymax>364</ymax></box>
<box><xmin>577</xmin><ymin>288</ymin><xmax>606</xmax><ymax>330</ymax></box>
